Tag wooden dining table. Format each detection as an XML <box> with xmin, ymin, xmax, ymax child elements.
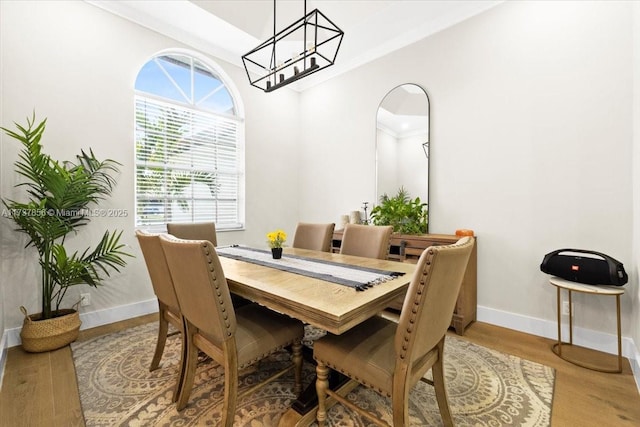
<box><xmin>217</xmin><ymin>246</ymin><xmax>416</xmax><ymax>426</ymax></box>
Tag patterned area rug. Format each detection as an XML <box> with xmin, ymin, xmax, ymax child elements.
<box><xmin>71</xmin><ymin>322</ymin><xmax>554</xmax><ymax>426</ymax></box>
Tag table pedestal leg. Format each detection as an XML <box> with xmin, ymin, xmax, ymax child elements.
<box><xmin>278</xmin><ymin>375</ymin><xmax>358</xmax><ymax>427</ymax></box>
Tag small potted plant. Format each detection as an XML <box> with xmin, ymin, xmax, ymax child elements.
<box><xmin>1</xmin><ymin>114</ymin><xmax>132</xmax><ymax>352</ymax></box>
<box><xmin>266</xmin><ymin>229</ymin><xmax>287</xmax><ymax>259</ymax></box>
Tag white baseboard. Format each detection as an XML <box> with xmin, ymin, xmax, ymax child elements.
<box><xmin>631</xmin><ymin>343</ymin><xmax>640</xmax><ymax>392</ymax></box>
<box><xmin>477</xmin><ymin>305</ymin><xmax>640</xmax><ymax>392</ymax></box>
<box><xmin>4</xmin><ymin>298</ymin><xmax>158</xmax><ymax>348</ymax></box>
<box><xmin>77</xmin><ymin>298</ymin><xmax>158</xmax><ymax>331</ymax></box>
<box><xmin>0</xmin><ymin>331</ymin><xmax>7</xmax><ymax>392</ymax></box>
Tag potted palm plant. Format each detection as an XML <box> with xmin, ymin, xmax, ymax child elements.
<box><xmin>2</xmin><ymin>114</ymin><xmax>132</xmax><ymax>352</ymax></box>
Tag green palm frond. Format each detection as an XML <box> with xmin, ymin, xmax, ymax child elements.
<box><xmin>80</xmin><ymin>230</ymin><xmax>131</xmax><ymax>278</ymax></box>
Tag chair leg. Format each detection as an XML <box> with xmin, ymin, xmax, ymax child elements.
<box><xmin>391</xmin><ymin>371</ymin><xmax>410</xmax><ymax>427</ymax></box>
<box><xmin>172</xmin><ymin>317</ymin><xmax>187</xmax><ymax>403</ymax></box>
<box><xmin>222</xmin><ymin>345</ymin><xmax>239</xmax><ymax>427</ymax></box>
<box><xmin>315</xmin><ymin>361</ymin><xmax>330</xmax><ymax>427</ymax></box>
<box><xmin>176</xmin><ymin>324</ymin><xmax>199</xmax><ymax>411</ymax></box>
<box><xmin>433</xmin><ymin>340</ymin><xmax>454</xmax><ymax>427</ymax></box>
<box><xmin>150</xmin><ymin>305</ymin><xmax>169</xmax><ymax>371</ymax></box>
<box><xmin>291</xmin><ymin>340</ymin><xmax>303</xmax><ymax>396</ymax></box>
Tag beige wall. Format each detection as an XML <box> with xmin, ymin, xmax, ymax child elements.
<box><xmin>299</xmin><ymin>0</ymin><xmax>636</xmax><ymax>341</ymax></box>
<box><xmin>0</xmin><ymin>0</ymin><xmax>300</xmax><ymax>330</ymax></box>
<box><xmin>632</xmin><ymin>1</ymin><xmax>640</xmax><ymax>377</ymax></box>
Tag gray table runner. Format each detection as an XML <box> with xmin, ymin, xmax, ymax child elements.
<box><xmin>216</xmin><ymin>246</ymin><xmax>404</xmax><ymax>291</ymax></box>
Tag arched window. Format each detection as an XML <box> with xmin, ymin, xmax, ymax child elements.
<box><xmin>134</xmin><ymin>51</ymin><xmax>244</xmax><ymax>230</ymax></box>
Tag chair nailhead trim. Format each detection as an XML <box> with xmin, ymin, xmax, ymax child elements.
<box><xmin>238</xmin><ymin>340</ymin><xmax>298</xmax><ymax>369</ymax></box>
<box><xmin>397</xmin><ymin>249</ymin><xmax>437</xmax><ymax>359</ymax></box>
<box><xmin>204</xmin><ymin>247</ymin><xmax>233</xmax><ymax>336</ymax></box>
<box><xmin>318</xmin><ymin>360</ymin><xmax>391</xmax><ymax>397</ymax></box>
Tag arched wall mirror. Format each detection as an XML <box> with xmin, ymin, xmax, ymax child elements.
<box><xmin>375</xmin><ymin>83</ymin><xmax>430</xmax><ymax>229</ymax></box>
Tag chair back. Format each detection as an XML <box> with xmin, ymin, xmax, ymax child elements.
<box><xmin>159</xmin><ymin>235</ymin><xmax>236</xmax><ymax>344</ymax></box>
<box><xmin>167</xmin><ymin>222</ymin><xmax>217</xmax><ymax>246</ymax></box>
<box><xmin>292</xmin><ymin>222</ymin><xmax>335</xmax><ymax>252</ymax></box>
<box><xmin>339</xmin><ymin>224</ymin><xmax>393</xmax><ymax>259</ymax></box>
<box><xmin>395</xmin><ymin>237</ymin><xmax>474</xmax><ymax>371</ymax></box>
<box><xmin>135</xmin><ymin>230</ymin><xmax>180</xmax><ymax>310</ymax></box>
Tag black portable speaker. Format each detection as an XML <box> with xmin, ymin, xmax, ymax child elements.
<box><xmin>540</xmin><ymin>248</ymin><xmax>628</xmax><ymax>286</ymax></box>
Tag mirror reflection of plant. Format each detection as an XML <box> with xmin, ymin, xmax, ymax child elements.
<box><xmin>370</xmin><ymin>187</ymin><xmax>428</xmax><ymax>234</ymax></box>
<box><xmin>136</xmin><ymin>105</ymin><xmax>219</xmax><ymax>221</ymax></box>
<box><xmin>2</xmin><ymin>114</ymin><xmax>132</xmax><ymax>319</ymax></box>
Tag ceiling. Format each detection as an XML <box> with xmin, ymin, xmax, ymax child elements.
<box><xmin>86</xmin><ymin>0</ymin><xmax>501</xmax><ymax>92</ymax></box>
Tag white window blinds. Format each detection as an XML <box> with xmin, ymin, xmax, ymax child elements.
<box><xmin>135</xmin><ymin>96</ymin><xmax>242</xmax><ymax>229</ymax></box>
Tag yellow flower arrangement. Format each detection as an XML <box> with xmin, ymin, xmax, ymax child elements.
<box><xmin>266</xmin><ymin>229</ymin><xmax>287</xmax><ymax>249</ymax></box>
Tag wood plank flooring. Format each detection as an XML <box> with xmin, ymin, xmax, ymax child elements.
<box><xmin>1</xmin><ymin>316</ymin><xmax>639</xmax><ymax>426</ymax></box>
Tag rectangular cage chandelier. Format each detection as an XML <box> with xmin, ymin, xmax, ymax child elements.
<box><xmin>242</xmin><ymin>0</ymin><xmax>344</xmax><ymax>93</ymax></box>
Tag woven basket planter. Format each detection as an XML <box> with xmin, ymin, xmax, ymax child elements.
<box><xmin>20</xmin><ymin>306</ymin><xmax>81</xmax><ymax>353</ymax></box>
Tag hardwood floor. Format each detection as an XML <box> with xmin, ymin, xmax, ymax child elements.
<box><xmin>0</xmin><ymin>314</ymin><xmax>155</xmax><ymax>427</ymax></box>
<box><xmin>1</xmin><ymin>316</ymin><xmax>639</xmax><ymax>426</ymax></box>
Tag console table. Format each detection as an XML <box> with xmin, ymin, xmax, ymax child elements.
<box><xmin>332</xmin><ymin>231</ymin><xmax>477</xmax><ymax>335</ymax></box>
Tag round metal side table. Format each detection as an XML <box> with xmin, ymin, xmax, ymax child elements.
<box><xmin>549</xmin><ymin>276</ymin><xmax>624</xmax><ymax>373</ymax></box>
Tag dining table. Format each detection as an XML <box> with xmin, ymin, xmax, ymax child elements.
<box><xmin>216</xmin><ymin>245</ymin><xmax>416</xmax><ymax>426</ymax></box>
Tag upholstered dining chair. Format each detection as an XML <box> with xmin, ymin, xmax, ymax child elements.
<box><xmin>292</xmin><ymin>222</ymin><xmax>336</xmax><ymax>252</ymax></box>
<box><xmin>339</xmin><ymin>223</ymin><xmax>393</xmax><ymax>259</ymax></box>
<box><xmin>314</xmin><ymin>237</ymin><xmax>475</xmax><ymax>427</ymax></box>
<box><xmin>159</xmin><ymin>235</ymin><xmax>305</xmax><ymax>426</ymax></box>
<box><xmin>167</xmin><ymin>221</ymin><xmax>250</xmax><ymax>308</ymax></box>
<box><xmin>135</xmin><ymin>229</ymin><xmax>184</xmax><ymax>402</ymax></box>
<box><xmin>167</xmin><ymin>221</ymin><xmax>217</xmax><ymax>246</ymax></box>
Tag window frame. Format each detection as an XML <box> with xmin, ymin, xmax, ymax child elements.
<box><xmin>133</xmin><ymin>49</ymin><xmax>245</xmax><ymax>232</ymax></box>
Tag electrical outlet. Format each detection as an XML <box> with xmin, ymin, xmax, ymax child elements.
<box><xmin>562</xmin><ymin>301</ymin><xmax>574</xmax><ymax>316</ymax></box>
<box><xmin>80</xmin><ymin>293</ymin><xmax>91</xmax><ymax>307</ymax></box>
